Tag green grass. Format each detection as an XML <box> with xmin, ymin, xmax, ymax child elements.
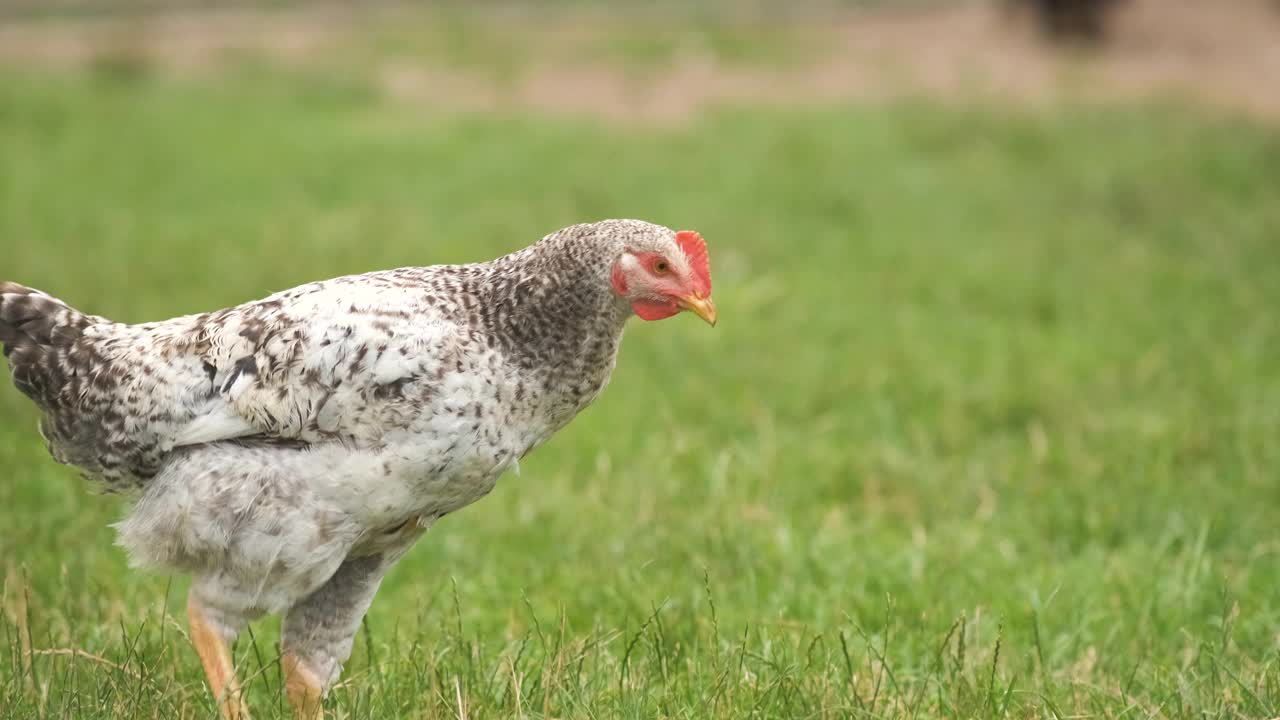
<box><xmin>2</xmin><ymin>62</ymin><xmax>1280</xmax><ymax>719</ymax></box>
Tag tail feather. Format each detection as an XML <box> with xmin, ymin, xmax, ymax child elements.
<box><xmin>0</xmin><ymin>282</ymin><xmax>94</xmax><ymax>406</ymax></box>
<box><xmin>0</xmin><ymin>282</ymin><xmax>92</xmax><ymax>348</ymax></box>
<box><xmin>2</xmin><ymin>282</ymin><xmax>186</xmax><ymax>488</ymax></box>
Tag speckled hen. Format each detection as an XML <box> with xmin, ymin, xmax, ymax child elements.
<box><xmin>0</xmin><ymin>219</ymin><xmax>716</xmax><ymax>720</ymax></box>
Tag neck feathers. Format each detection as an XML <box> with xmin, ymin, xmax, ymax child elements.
<box><xmin>478</xmin><ymin>236</ymin><xmax>629</xmax><ymax>374</ymax></box>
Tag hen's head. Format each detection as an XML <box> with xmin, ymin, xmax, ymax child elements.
<box><xmin>604</xmin><ymin>222</ymin><xmax>716</xmax><ymax>326</ymax></box>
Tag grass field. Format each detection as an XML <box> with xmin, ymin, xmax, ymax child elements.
<box><xmin>2</xmin><ymin>35</ymin><xmax>1280</xmax><ymax>718</ymax></box>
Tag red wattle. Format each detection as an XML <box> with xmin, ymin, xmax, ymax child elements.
<box><xmin>631</xmin><ymin>298</ymin><xmax>679</xmax><ymax>321</ymax></box>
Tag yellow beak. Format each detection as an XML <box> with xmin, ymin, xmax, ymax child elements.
<box><xmin>677</xmin><ymin>293</ymin><xmax>718</xmax><ymax>327</ymax></box>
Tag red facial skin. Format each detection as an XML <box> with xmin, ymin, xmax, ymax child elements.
<box><xmin>610</xmin><ymin>231</ymin><xmax>713</xmax><ymax>321</ymax></box>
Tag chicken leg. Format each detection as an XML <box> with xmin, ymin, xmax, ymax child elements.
<box><xmin>188</xmin><ymin>596</ymin><xmax>251</xmax><ymax>720</ymax></box>
<box><xmin>280</xmin><ymin>522</ymin><xmax>423</xmax><ymax>720</ymax></box>
<box><xmin>283</xmin><ymin>654</ymin><xmax>325</xmax><ymax>720</ymax></box>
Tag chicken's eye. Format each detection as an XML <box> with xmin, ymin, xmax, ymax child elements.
<box><xmin>653</xmin><ymin>260</ymin><xmax>670</xmax><ymax>275</ymax></box>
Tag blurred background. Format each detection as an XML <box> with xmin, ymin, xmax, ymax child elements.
<box><xmin>2</xmin><ymin>1</ymin><xmax>1280</xmax><ymax>718</ymax></box>
<box><xmin>3</xmin><ymin>1</ymin><xmax>1280</xmax><ymax>121</ymax></box>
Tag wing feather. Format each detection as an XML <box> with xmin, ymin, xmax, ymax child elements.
<box><xmin>13</xmin><ymin>269</ymin><xmax>464</xmax><ymax>485</ymax></box>
<box><xmin>185</xmin><ymin>272</ymin><xmax>461</xmax><ymax>449</ymax></box>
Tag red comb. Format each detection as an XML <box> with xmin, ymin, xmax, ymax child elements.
<box><xmin>675</xmin><ymin>230</ymin><xmax>711</xmax><ymax>296</ymax></box>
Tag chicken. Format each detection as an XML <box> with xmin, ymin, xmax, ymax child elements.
<box><xmin>0</xmin><ymin>219</ymin><xmax>716</xmax><ymax>719</ymax></box>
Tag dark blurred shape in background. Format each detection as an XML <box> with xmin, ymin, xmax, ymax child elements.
<box><xmin>1009</xmin><ymin>0</ymin><xmax>1127</xmax><ymax>43</ymax></box>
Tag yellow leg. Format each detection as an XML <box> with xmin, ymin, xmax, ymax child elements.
<box><xmin>187</xmin><ymin>596</ymin><xmax>251</xmax><ymax>720</ymax></box>
<box><xmin>283</xmin><ymin>654</ymin><xmax>325</xmax><ymax>720</ymax></box>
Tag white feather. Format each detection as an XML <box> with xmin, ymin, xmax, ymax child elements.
<box><xmin>172</xmin><ymin>404</ymin><xmax>257</xmax><ymax>447</ymax></box>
